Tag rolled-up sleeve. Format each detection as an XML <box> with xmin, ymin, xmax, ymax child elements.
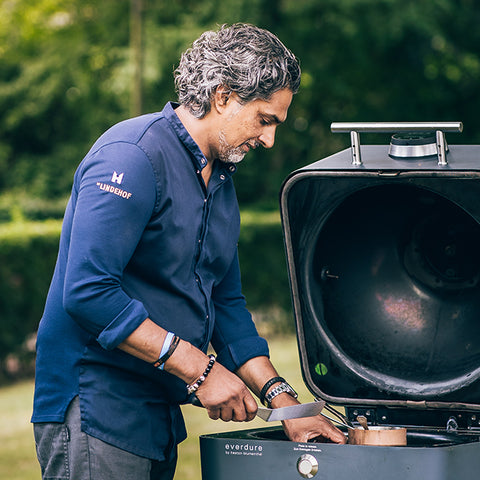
<box><xmin>211</xmin><ymin>250</ymin><xmax>269</xmax><ymax>371</ymax></box>
<box><xmin>62</xmin><ymin>142</ymin><xmax>156</xmax><ymax>349</ymax></box>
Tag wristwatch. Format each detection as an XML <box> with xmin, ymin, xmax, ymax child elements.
<box><xmin>264</xmin><ymin>381</ymin><xmax>298</xmax><ymax>407</ymax></box>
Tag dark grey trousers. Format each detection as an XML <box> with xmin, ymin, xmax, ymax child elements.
<box><xmin>33</xmin><ymin>396</ymin><xmax>177</xmax><ymax>480</ymax></box>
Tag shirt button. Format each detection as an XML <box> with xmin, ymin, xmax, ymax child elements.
<box><xmin>220</xmin><ymin>174</ymin><xmax>225</xmax><ymax>181</ymax></box>
<box><xmin>229</xmin><ymin>165</ymin><xmax>236</xmax><ymax>172</ymax></box>
<box><xmin>201</xmin><ymin>158</ymin><xmax>206</xmax><ymax>165</ymax></box>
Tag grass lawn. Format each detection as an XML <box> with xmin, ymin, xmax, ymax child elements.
<box><xmin>0</xmin><ymin>380</ymin><xmax>38</xmax><ymax>480</ymax></box>
<box><xmin>0</xmin><ymin>335</ymin><xmax>314</xmax><ymax>480</ymax></box>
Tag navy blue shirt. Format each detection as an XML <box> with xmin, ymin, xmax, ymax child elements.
<box><xmin>32</xmin><ymin>102</ymin><xmax>269</xmax><ymax>461</ymax></box>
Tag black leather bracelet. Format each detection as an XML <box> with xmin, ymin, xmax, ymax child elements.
<box><xmin>260</xmin><ymin>376</ymin><xmax>285</xmax><ymax>407</ymax></box>
<box><xmin>153</xmin><ymin>335</ymin><xmax>180</xmax><ymax>369</ymax></box>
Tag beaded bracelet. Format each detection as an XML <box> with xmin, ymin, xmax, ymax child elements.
<box><xmin>260</xmin><ymin>376</ymin><xmax>285</xmax><ymax>407</ymax></box>
<box><xmin>186</xmin><ymin>355</ymin><xmax>216</xmax><ymax>395</ymax></box>
<box><xmin>153</xmin><ymin>333</ymin><xmax>180</xmax><ymax>370</ymax></box>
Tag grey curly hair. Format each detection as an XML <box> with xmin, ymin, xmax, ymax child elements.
<box><xmin>174</xmin><ymin>23</ymin><xmax>301</xmax><ymax>118</ymax></box>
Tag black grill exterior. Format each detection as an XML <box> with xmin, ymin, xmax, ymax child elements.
<box><xmin>200</xmin><ymin>124</ymin><xmax>480</xmax><ymax>480</ymax></box>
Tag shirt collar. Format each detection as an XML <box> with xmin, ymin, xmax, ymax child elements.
<box><xmin>162</xmin><ymin>102</ymin><xmax>237</xmax><ymax>177</ymax></box>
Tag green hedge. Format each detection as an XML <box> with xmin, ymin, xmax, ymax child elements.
<box><xmin>0</xmin><ymin>220</ymin><xmax>61</xmax><ymax>380</ymax></box>
<box><xmin>0</xmin><ymin>212</ymin><xmax>293</xmax><ymax>377</ymax></box>
<box><xmin>239</xmin><ymin>211</ymin><xmax>292</xmax><ymax>311</ymax></box>
<box><xmin>0</xmin><ymin>195</ymin><xmax>68</xmax><ymax>223</ymax></box>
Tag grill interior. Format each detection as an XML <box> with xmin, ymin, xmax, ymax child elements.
<box><xmin>285</xmin><ymin>175</ymin><xmax>480</xmax><ymax>406</ymax></box>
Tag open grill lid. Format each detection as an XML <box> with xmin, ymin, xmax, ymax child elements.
<box><xmin>280</xmin><ymin>123</ymin><xmax>480</xmax><ymax>427</ymax></box>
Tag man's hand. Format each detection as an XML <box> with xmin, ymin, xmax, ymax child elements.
<box><xmin>118</xmin><ymin>319</ymin><xmax>258</xmax><ymax>422</ymax></box>
<box><xmin>193</xmin><ymin>360</ymin><xmax>258</xmax><ymax>422</ymax></box>
<box><xmin>235</xmin><ymin>356</ymin><xmax>346</xmax><ymax>444</ymax></box>
<box><xmin>271</xmin><ymin>390</ymin><xmax>346</xmax><ymax>444</ymax></box>
<box><xmin>282</xmin><ymin>413</ymin><xmax>347</xmax><ymax>444</ymax></box>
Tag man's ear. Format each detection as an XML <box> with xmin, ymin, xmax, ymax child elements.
<box><xmin>213</xmin><ymin>85</ymin><xmax>232</xmax><ymax>113</ymax></box>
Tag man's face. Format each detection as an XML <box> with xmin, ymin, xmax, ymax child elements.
<box><xmin>217</xmin><ymin>88</ymin><xmax>293</xmax><ymax>164</ymax></box>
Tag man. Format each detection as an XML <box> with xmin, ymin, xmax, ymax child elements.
<box><xmin>32</xmin><ymin>23</ymin><xmax>345</xmax><ymax>480</ymax></box>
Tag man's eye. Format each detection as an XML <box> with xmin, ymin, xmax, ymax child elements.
<box><xmin>260</xmin><ymin>118</ymin><xmax>270</xmax><ymax>126</ymax></box>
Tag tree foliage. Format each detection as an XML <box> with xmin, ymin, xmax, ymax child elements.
<box><xmin>0</xmin><ymin>0</ymin><xmax>479</xmax><ymax>206</ymax></box>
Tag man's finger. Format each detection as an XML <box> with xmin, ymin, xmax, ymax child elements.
<box><xmin>207</xmin><ymin>408</ymin><xmax>221</xmax><ymax>420</ymax></box>
<box><xmin>244</xmin><ymin>393</ymin><xmax>258</xmax><ymax>421</ymax></box>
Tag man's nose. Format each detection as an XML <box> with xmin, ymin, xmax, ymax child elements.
<box><xmin>259</xmin><ymin>126</ymin><xmax>276</xmax><ymax>149</ymax></box>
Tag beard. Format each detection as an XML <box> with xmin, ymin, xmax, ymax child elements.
<box><xmin>218</xmin><ymin>131</ymin><xmax>249</xmax><ymax>164</ymax></box>
<box><xmin>219</xmin><ymin>147</ymin><xmax>246</xmax><ymax>164</ymax></box>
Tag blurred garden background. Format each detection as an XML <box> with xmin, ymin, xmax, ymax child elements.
<box><xmin>0</xmin><ymin>0</ymin><xmax>479</xmax><ymax>478</ymax></box>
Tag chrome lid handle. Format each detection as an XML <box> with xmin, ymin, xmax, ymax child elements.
<box><xmin>331</xmin><ymin>122</ymin><xmax>463</xmax><ymax>133</ymax></box>
<box><xmin>436</xmin><ymin>130</ymin><xmax>448</xmax><ymax>166</ymax></box>
<box><xmin>331</xmin><ymin>122</ymin><xmax>463</xmax><ymax>166</ymax></box>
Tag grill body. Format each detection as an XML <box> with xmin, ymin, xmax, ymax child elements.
<box><xmin>201</xmin><ymin>427</ymin><xmax>480</xmax><ymax>480</ymax></box>
<box><xmin>200</xmin><ymin>140</ymin><xmax>480</xmax><ymax>479</ymax></box>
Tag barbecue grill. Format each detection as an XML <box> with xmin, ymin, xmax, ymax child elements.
<box><xmin>200</xmin><ymin>122</ymin><xmax>480</xmax><ymax>480</ymax></box>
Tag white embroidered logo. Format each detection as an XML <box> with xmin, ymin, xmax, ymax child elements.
<box><xmin>111</xmin><ymin>171</ymin><xmax>124</xmax><ymax>184</ymax></box>
<box><xmin>97</xmin><ymin>182</ymin><xmax>132</xmax><ymax>200</ymax></box>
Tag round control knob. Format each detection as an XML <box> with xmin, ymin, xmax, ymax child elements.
<box><xmin>297</xmin><ymin>454</ymin><xmax>319</xmax><ymax>478</ymax></box>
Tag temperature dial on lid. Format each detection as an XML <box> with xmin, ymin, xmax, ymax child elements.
<box><xmin>297</xmin><ymin>454</ymin><xmax>319</xmax><ymax>478</ymax></box>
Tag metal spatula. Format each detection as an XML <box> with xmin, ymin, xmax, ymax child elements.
<box><xmin>189</xmin><ymin>394</ymin><xmax>326</xmax><ymax>421</ymax></box>
<box><xmin>256</xmin><ymin>400</ymin><xmax>326</xmax><ymax>422</ymax></box>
